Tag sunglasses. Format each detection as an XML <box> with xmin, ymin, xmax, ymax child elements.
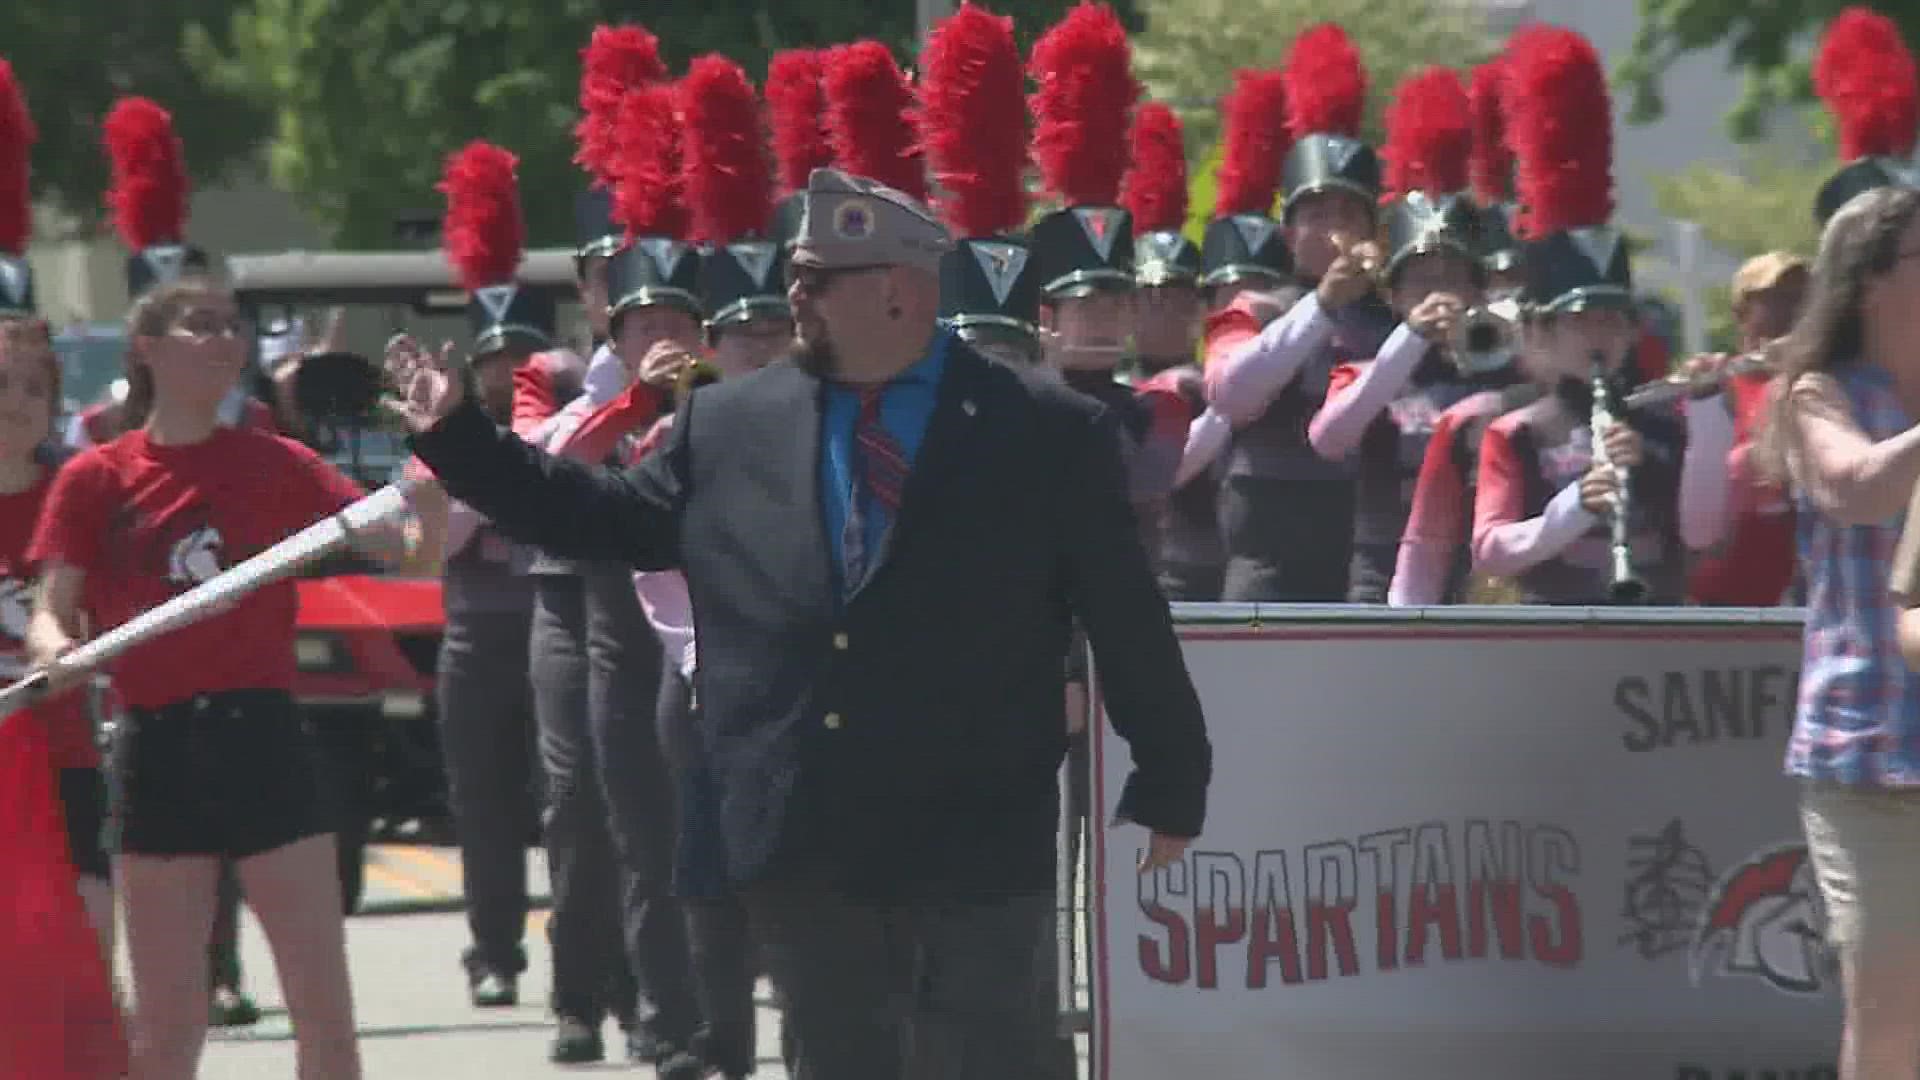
<box><xmin>784</xmin><ymin>264</ymin><xmax>887</xmax><ymax>295</ymax></box>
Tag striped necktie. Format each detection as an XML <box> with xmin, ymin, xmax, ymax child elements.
<box><xmin>843</xmin><ymin>385</ymin><xmax>908</xmax><ymax>590</ymax></box>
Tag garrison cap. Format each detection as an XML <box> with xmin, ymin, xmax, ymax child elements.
<box><xmin>790</xmin><ymin>168</ymin><xmax>953</xmax><ymax>276</ymax></box>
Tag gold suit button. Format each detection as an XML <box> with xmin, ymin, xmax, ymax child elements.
<box><xmin>832</xmin><ymin>633</ymin><xmax>850</xmax><ymax>650</ymax></box>
<box><xmin>823</xmin><ymin>712</ymin><xmax>843</xmax><ymax>730</ymax></box>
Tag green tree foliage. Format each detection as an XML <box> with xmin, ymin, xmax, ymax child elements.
<box><xmin>1649</xmin><ymin>147</ymin><xmax>1829</xmax><ymax>352</ymax></box>
<box><xmin>1132</xmin><ymin>0</ymin><xmax>1497</xmax><ymax>166</ymax></box>
<box><xmin>1618</xmin><ymin>0</ymin><xmax>1920</xmax><ymax>141</ymax></box>
<box><xmin>1</xmin><ymin>5</ymin><xmax>270</xmax><ymax>229</ymax></box>
<box><xmin>189</xmin><ymin>0</ymin><xmax>1139</xmax><ymax>247</ymax></box>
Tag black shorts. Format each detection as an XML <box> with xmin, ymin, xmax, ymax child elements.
<box><xmin>105</xmin><ymin>689</ymin><xmax>334</xmax><ymax>860</ymax></box>
<box><xmin>59</xmin><ymin>767</ymin><xmax>109</xmax><ymax>880</ymax></box>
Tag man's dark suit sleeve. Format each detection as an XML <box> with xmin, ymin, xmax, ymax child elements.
<box><xmin>1060</xmin><ymin>405</ymin><xmax>1211</xmax><ymax>838</ymax></box>
<box><xmin>407</xmin><ymin>396</ymin><xmax>689</xmax><ymax>571</ymax></box>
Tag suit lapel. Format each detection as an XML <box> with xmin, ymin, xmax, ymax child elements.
<box><xmin>848</xmin><ymin>344</ymin><xmax>988</xmax><ymax>602</ymax></box>
<box><xmin>767</xmin><ymin>361</ymin><xmax>836</xmax><ymax>603</ymax></box>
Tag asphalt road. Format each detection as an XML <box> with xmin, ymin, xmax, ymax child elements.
<box><xmin>184</xmin><ymin>844</ymin><xmax>1092</xmax><ymax>1078</ymax></box>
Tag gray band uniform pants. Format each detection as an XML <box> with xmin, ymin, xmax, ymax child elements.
<box><xmin>436</xmin><ymin>605</ymin><xmax>537</xmax><ymax>979</ymax></box>
<box><xmin>581</xmin><ymin>562</ymin><xmax>700</xmax><ymax>1046</ymax></box>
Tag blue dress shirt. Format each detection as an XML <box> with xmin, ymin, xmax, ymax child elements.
<box><xmin>820</xmin><ymin>330</ymin><xmax>952</xmax><ymax>588</ymax></box>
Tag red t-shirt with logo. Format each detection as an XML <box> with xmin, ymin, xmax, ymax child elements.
<box><xmin>0</xmin><ymin>470</ymin><xmax>96</xmax><ymax>768</ymax></box>
<box><xmin>27</xmin><ymin>428</ymin><xmax>364</xmax><ymax>710</ymax></box>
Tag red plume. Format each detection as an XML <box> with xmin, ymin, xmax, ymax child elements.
<box><xmin>612</xmin><ymin>82</ymin><xmax>689</xmax><ymax>239</ymax></box>
<box><xmin>1283</xmin><ymin>24</ymin><xmax>1366</xmax><ymax>138</ymax></box>
<box><xmin>679</xmin><ymin>55</ymin><xmax>773</xmax><ymax>243</ymax></box>
<box><xmin>1382</xmin><ymin>66</ymin><xmax>1472</xmax><ymax>197</ymax></box>
<box><xmin>0</xmin><ymin>61</ymin><xmax>34</xmax><ymax>256</ymax></box>
<box><xmin>1120</xmin><ymin>103</ymin><xmax>1189</xmax><ymax>232</ymax></box>
<box><xmin>765</xmin><ymin>49</ymin><xmax>833</xmax><ymax>195</ymax></box>
<box><xmin>1468</xmin><ymin>58</ymin><xmax>1512</xmax><ymax>204</ymax></box>
<box><xmin>916</xmin><ymin>3</ymin><xmax>1029</xmax><ymax>237</ymax></box>
<box><xmin>1028</xmin><ymin>2</ymin><xmax>1139</xmax><ymax>207</ymax></box>
<box><xmin>1506</xmin><ymin>25</ymin><xmax>1613</xmax><ymax>235</ymax></box>
<box><xmin>1814</xmin><ymin>8</ymin><xmax>1919</xmax><ymax>162</ymax></box>
<box><xmin>103</xmin><ymin>97</ymin><xmax>188</xmax><ymax>251</ymax></box>
<box><xmin>823</xmin><ymin>41</ymin><xmax>927</xmax><ymax>201</ymax></box>
<box><xmin>437</xmin><ymin>141</ymin><xmax>523</xmax><ymax>291</ymax></box>
<box><xmin>1212</xmin><ymin>69</ymin><xmax>1290</xmax><ymax>216</ymax></box>
<box><xmin>573</xmin><ymin>25</ymin><xmax>667</xmax><ymax>186</ymax></box>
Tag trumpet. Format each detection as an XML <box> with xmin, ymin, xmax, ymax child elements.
<box><xmin>674</xmin><ymin>356</ymin><xmax>722</xmax><ymax>398</ymax></box>
<box><xmin>1447</xmin><ymin>296</ymin><xmax>1522</xmax><ymax>375</ymax></box>
<box><xmin>1590</xmin><ymin>350</ymin><xmax>1648</xmax><ymax>604</ymax></box>
<box><xmin>1622</xmin><ymin>347</ymin><xmax>1776</xmax><ymax>411</ymax></box>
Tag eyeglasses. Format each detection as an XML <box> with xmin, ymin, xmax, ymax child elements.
<box><xmin>167</xmin><ymin>312</ymin><xmax>250</xmax><ymax>340</ymax></box>
<box><xmin>784</xmin><ymin>264</ymin><xmax>886</xmax><ymax>295</ymax></box>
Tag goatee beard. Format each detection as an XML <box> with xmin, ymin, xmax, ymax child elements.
<box><xmin>797</xmin><ymin>337</ymin><xmax>837</xmax><ymax>378</ymax></box>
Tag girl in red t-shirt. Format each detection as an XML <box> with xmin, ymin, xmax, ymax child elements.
<box><xmin>0</xmin><ymin>318</ymin><xmax>113</xmax><ymax>953</ymax></box>
<box><xmin>25</xmin><ymin>277</ymin><xmax>401</xmax><ymax>1080</ymax></box>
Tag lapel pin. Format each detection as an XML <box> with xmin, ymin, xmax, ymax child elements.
<box><xmin>961</xmin><ymin>400</ymin><xmax>977</xmax><ymax>417</ymax></box>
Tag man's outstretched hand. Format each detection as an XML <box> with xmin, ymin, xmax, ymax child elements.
<box><xmin>384</xmin><ymin>335</ymin><xmax>467</xmax><ymax>434</ymax></box>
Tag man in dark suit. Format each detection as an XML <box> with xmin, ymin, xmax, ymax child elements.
<box><xmin>396</xmin><ymin>167</ymin><xmax>1212</xmax><ymax>1080</ymax></box>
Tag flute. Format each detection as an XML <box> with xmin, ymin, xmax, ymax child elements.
<box><xmin>1623</xmin><ymin>349</ymin><xmax>1774</xmax><ymax>411</ymax></box>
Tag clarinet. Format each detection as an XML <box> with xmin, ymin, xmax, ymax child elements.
<box><xmin>1590</xmin><ymin>350</ymin><xmax>1648</xmax><ymax>604</ymax></box>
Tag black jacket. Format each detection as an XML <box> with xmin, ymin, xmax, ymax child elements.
<box><xmin>410</xmin><ymin>340</ymin><xmax>1211</xmax><ymax>900</ymax></box>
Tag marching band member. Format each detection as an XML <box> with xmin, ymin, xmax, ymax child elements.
<box><xmin>506</xmin><ymin>26</ymin><xmax>667</xmax><ymax>1063</ymax></box>
<box><xmin>1467</xmin><ymin>26</ymin><xmax>1712</xmax><ymax>606</ymax></box>
<box><xmin>1678</xmin><ymin>252</ymin><xmax>1807</xmax><ymax>607</ymax></box>
<box><xmin>25</xmin><ymin>266</ymin><xmax>411</xmax><ymax>1078</ymax></box>
<box><xmin>423</xmin><ymin>142</ymin><xmax>549</xmax><ymax>1016</ymax></box>
<box><xmin>1123</xmin><ymin>103</ymin><xmax>1222</xmax><ymax>599</ymax></box>
<box><xmin>1173</xmin><ymin>70</ymin><xmax>1292</xmax><ymax>495</ymax></box>
<box><xmin>924</xmin><ymin>8</ymin><xmax>1042</xmax><ymax>370</ymax></box>
<box><xmin>1025</xmin><ymin>9</ymin><xmax>1167</xmax><ymax>1074</ymax></box>
<box><xmin>1389</xmin><ymin>53</ymin><xmax>1540</xmax><ymax>607</ymax></box>
<box><xmin>1309</xmin><ymin>67</ymin><xmax>1523</xmax><ymax>604</ymax></box>
<box><xmin>552</xmin><ymin>75</ymin><xmax>708</xmax><ymax>1071</ymax></box>
<box><xmin>1204</xmin><ymin>24</ymin><xmax>1396</xmax><ymax>602</ymax></box>
<box><xmin>1193</xmin><ymin>67</ymin><xmax>1294</xmax><ymax>366</ymax></box>
<box><xmin>626</xmin><ymin>54</ymin><xmax>798</xmax><ymax>1079</ymax></box>
<box><xmin>1028</xmin><ymin>7</ymin><xmax>1182</xmax><ymax>523</ymax></box>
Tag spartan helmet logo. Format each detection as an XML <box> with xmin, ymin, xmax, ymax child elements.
<box><xmin>1229</xmin><ymin>215</ymin><xmax>1276</xmax><ymax>257</ymax></box>
<box><xmin>1072</xmin><ymin>208</ymin><xmax>1122</xmax><ymax>261</ymax></box>
<box><xmin>728</xmin><ymin>242</ymin><xmax>778</xmax><ymax>290</ymax></box>
<box><xmin>1690</xmin><ymin>844</ymin><xmax>1833</xmax><ymax>996</ymax></box>
<box><xmin>475</xmin><ymin>284</ymin><xmax>518</xmax><ymax>323</ymax></box>
<box><xmin>969</xmin><ymin>241</ymin><xmax>1029</xmax><ymax>306</ymax></box>
<box><xmin>1569</xmin><ymin>227</ymin><xmax>1624</xmax><ymax>278</ymax></box>
<box><xmin>0</xmin><ymin>258</ymin><xmax>25</xmax><ymax>309</ymax></box>
<box><xmin>0</xmin><ymin>576</ymin><xmax>30</xmax><ymax>642</ymax></box>
<box><xmin>167</xmin><ymin>525</ymin><xmax>226</xmax><ymax>589</ymax></box>
<box><xmin>1322</xmin><ymin>136</ymin><xmax>1363</xmax><ymax>172</ymax></box>
<box><xmin>143</xmin><ymin>244</ymin><xmax>188</xmax><ymax>285</ymax></box>
<box><xmin>638</xmin><ymin>238</ymin><xmax>687</xmax><ymax>280</ymax></box>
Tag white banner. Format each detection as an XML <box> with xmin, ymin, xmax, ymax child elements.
<box><xmin>1091</xmin><ymin>614</ymin><xmax>1840</xmax><ymax>1080</ymax></box>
